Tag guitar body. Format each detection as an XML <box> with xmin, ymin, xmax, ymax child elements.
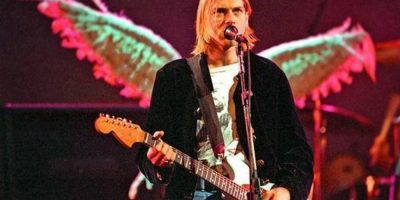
<box><xmin>221</xmin><ymin>153</ymin><xmax>251</xmax><ymax>200</ymax></box>
<box><xmin>221</xmin><ymin>140</ymin><xmax>250</xmax><ymax>186</ymax></box>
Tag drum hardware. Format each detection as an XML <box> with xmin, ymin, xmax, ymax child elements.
<box><xmin>367</xmin><ymin>94</ymin><xmax>400</xmax><ymax>200</ymax></box>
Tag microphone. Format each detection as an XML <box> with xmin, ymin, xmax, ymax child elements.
<box><xmin>224</xmin><ymin>25</ymin><xmax>247</xmax><ymax>43</ymax></box>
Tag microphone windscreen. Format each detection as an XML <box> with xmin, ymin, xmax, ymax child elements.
<box><xmin>224</xmin><ymin>25</ymin><xmax>238</xmax><ymax>40</ymax></box>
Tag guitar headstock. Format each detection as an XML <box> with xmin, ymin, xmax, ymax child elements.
<box><xmin>94</xmin><ymin>113</ymin><xmax>146</xmax><ymax>148</ymax></box>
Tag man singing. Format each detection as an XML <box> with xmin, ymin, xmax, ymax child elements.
<box><xmin>136</xmin><ymin>0</ymin><xmax>313</xmax><ymax>199</ymax></box>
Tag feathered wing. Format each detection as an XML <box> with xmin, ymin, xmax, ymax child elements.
<box><xmin>38</xmin><ymin>1</ymin><xmax>376</xmax><ymax>108</ymax></box>
<box><xmin>258</xmin><ymin>19</ymin><xmax>376</xmax><ymax>107</ymax></box>
<box><xmin>37</xmin><ymin>0</ymin><xmax>181</xmax><ymax>107</ymax></box>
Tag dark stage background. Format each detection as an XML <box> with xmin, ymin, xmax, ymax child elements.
<box><xmin>1</xmin><ymin>0</ymin><xmax>400</xmax><ymax>199</ymax></box>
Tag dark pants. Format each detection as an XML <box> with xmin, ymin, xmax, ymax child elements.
<box><xmin>193</xmin><ymin>178</ymin><xmax>222</xmax><ymax>200</ymax></box>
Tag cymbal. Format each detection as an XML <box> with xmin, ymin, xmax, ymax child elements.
<box><xmin>298</xmin><ymin>104</ymin><xmax>375</xmax><ymax>135</ymax></box>
<box><xmin>298</xmin><ymin>104</ymin><xmax>376</xmax><ymax>169</ymax></box>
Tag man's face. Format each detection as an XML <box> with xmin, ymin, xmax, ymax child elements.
<box><xmin>208</xmin><ymin>0</ymin><xmax>249</xmax><ymax>50</ymax></box>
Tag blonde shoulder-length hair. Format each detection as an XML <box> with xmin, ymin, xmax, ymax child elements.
<box><xmin>192</xmin><ymin>0</ymin><xmax>258</xmax><ymax>55</ymax></box>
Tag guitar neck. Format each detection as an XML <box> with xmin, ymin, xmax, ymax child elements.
<box><xmin>143</xmin><ymin>132</ymin><xmax>248</xmax><ymax>200</ymax></box>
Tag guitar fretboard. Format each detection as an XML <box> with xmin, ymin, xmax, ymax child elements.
<box><xmin>144</xmin><ymin>132</ymin><xmax>248</xmax><ymax>200</ymax></box>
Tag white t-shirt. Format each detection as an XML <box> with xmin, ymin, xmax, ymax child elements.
<box><xmin>195</xmin><ymin>63</ymin><xmax>241</xmax><ymax>166</ymax></box>
<box><xmin>193</xmin><ymin>63</ymin><xmax>276</xmax><ymax>190</ymax></box>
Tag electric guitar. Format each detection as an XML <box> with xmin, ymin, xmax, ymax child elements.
<box><xmin>94</xmin><ymin>113</ymin><xmax>264</xmax><ymax>200</ymax></box>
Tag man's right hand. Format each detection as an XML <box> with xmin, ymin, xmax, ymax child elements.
<box><xmin>147</xmin><ymin>131</ymin><xmax>176</xmax><ymax>167</ymax></box>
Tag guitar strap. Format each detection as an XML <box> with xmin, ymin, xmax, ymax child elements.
<box><xmin>186</xmin><ymin>54</ymin><xmax>225</xmax><ymax>158</ymax></box>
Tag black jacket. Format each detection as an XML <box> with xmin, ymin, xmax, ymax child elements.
<box><xmin>136</xmin><ymin>52</ymin><xmax>313</xmax><ymax>199</ymax></box>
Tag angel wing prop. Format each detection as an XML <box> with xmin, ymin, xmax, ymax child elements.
<box><xmin>259</xmin><ymin>18</ymin><xmax>376</xmax><ymax>107</ymax></box>
<box><xmin>37</xmin><ymin>0</ymin><xmax>181</xmax><ymax>107</ymax></box>
<box><xmin>38</xmin><ymin>1</ymin><xmax>376</xmax><ymax>108</ymax></box>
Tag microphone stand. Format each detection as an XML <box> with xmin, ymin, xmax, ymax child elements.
<box><xmin>236</xmin><ymin>43</ymin><xmax>262</xmax><ymax>200</ymax></box>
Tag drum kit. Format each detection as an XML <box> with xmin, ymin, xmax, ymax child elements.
<box><xmin>298</xmin><ymin>96</ymin><xmax>400</xmax><ymax>200</ymax></box>
<box><xmin>294</xmin><ymin>39</ymin><xmax>400</xmax><ymax>200</ymax></box>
